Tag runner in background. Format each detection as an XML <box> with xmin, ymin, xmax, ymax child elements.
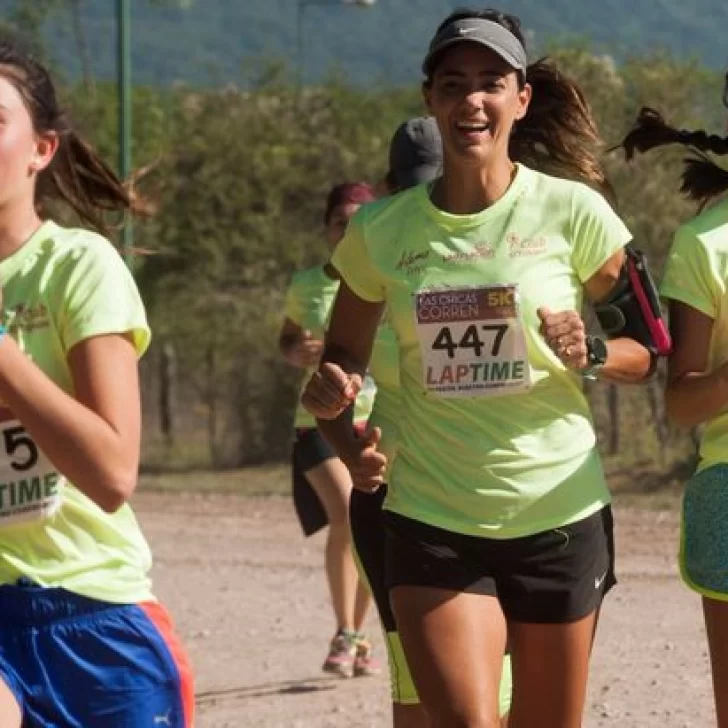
<box><xmin>0</xmin><ymin>37</ymin><xmax>194</xmax><ymax>727</ymax></box>
<box><xmin>620</xmin><ymin>80</ymin><xmax>728</xmax><ymax>727</ymax></box>
<box><xmin>279</xmin><ymin>182</ymin><xmax>380</xmax><ymax>678</ymax></box>
<box><xmin>303</xmin><ymin>8</ymin><xmax>665</xmax><ymax>726</ymax></box>
<box><xmin>350</xmin><ymin>116</ymin><xmax>512</xmax><ymax>726</ymax></box>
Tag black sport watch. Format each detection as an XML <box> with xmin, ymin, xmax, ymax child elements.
<box><xmin>581</xmin><ymin>335</ymin><xmax>608</xmax><ymax>380</ymax></box>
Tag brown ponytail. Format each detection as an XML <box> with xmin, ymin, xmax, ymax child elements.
<box><xmin>36</xmin><ymin>127</ymin><xmax>152</xmax><ymax>235</ymax></box>
<box><xmin>0</xmin><ymin>36</ymin><xmax>150</xmax><ymax>237</ymax></box>
<box><xmin>510</xmin><ymin>58</ymin><xmax>615</xmax><ymax>204</ymax></box>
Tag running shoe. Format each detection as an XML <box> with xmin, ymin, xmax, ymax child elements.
<box><xmin>322</xmin><ymin>629</ymin><xmax>356</xmax><ymax>678</ymax></box>
<box><xmin>353</xmin><ymin>634</ymin><xmax>381</xmax><ymax>677</ymax></box>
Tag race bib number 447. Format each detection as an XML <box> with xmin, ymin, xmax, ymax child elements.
<box><xmin>415</xmin><ymin>285</ymin><xmax>531</xmax><ymax>398</ymax></box>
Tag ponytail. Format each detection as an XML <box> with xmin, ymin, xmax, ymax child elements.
<box><xmin>36</xmin><ymin>127</ymin><xmax>152</xmax><ymax>237</ymax></box>
<box><xmin>681</xmin><ymin>154</ymin><xmax>728</xmax><ymax>203</ymax></box>
<box><xmin>0</xmin><ymin>36</ymin><xmax>151</xmax><ymax>239</ymax></box>
<box><xmin>619</xmin><ymin>107</ymin><xmax>728</xmax><ymax>205</ymax></box>
<box><xmin>511</xmin><ymin>58</ymin><xmax>615</xmax><ymax>204</ymax></box>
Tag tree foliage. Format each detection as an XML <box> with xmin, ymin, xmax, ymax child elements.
<box><xmin>26</xmin><ymin>44</ymin><xmax>724</xmax><ymax>481</ymax></box>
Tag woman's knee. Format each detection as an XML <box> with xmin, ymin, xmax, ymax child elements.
<box><xmin>423</xmin><ymin>690</ymin><xmax>500</xmax><ymax>728</ymax></box>
<box><xmin>427</xmin><ymin>706</ymin><xmax>499</xmax><ymax>728</ymax></box>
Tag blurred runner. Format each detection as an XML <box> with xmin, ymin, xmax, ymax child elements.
<box><xmin>279</xmin><ymin>182</ymin><xmax>380</xmax><ymax>678</ymax></box>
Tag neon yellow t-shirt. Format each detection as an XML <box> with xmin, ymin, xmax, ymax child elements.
<box><xmin>284</xmin><ymin>264</ymin><xmax>374</xmax><ymax>429</ymax></box>
<box><xmin>332</xmin><ymin>164</ymin><xmax>632</xmax><ymax>538</ymax></box>
<box><xmin>660</xmin><ymin>198</ymin><xmax>728</xmax><ymax>473</ymax></box>
<box><xmin>368</xmin><ymin>318</ymin><xmax>400</xmax><ymax>463</ymax></box>
<box><xmin>0</xmin><ymin>220</ymin><xmax>153</xmax><ymax>602</ymax></box>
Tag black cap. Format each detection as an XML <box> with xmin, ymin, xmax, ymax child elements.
<box><xmin>422</xmin><ymin>17</ymin><xmax>528</xmax><ymax>77</ymax></box>
<box><xmin>388</xmin><ymin>116</ymin><xmax>442</xmax><ymax>191</ymax></box>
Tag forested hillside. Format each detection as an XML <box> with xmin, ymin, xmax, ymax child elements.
<box><xmin>0</xmin><ymin>0</ymin><xmax>725</xmax><ymax>86</ymax></box>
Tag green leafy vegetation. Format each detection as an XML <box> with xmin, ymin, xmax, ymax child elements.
<box><xmin>0</xmin><ymin>1</ymin><xmax>723</xmax><ymax>492</ymax></box>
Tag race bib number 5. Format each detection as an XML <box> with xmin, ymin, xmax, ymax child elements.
<box><xmin>415</xmin><ymin>285</ymin><xmax>531</xmax><ymax>398</ymax></box>
<box><xmin>0</xmin><ymin>415</ymin><xmax>63</xmax><ymax>526</ymax></box>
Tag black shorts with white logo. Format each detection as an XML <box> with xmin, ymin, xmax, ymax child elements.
<box><xmin>384</xmin><ymin>506</ymin><xmax>616</xmax><ymax>624</ymax></box>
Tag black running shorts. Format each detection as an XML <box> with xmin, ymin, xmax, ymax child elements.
<box><xmin>350</xmin><ymin>486</ymin><xmax>395</xmax><ymax>631</ymax></box>
<box><xmin>291</xmin><ymin>428</ymin><xmax>336</xmax><ymax>537</ymax></box>
<box><xmin>384</xmin><ymin>506</ymin><xmax>616</xmax><ymax>624</ymax></box>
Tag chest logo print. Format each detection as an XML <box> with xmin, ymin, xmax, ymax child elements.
<box><xmin>5</xmin><ymin>303</ymin><xmax>50</xmax><ymax>334</ymax></box>
<box><xmin>395</xmin><ymin>249</ymin><xmax>430</xmax><ymax>276</ymax></box>
<box><xmin>507</xmin><ymin>232</ymin><xmax>547</xmax><ymax>257</ymax></box>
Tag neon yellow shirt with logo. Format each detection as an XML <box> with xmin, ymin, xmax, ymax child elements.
<box><xmin>285</xmin><ymin>264</ymin><xmax>374</xmax><ymax>429</ymax></box>
<box><xmin>0</xmin><ymin>221</ymin><xmax>153</xmax><ymax>602</ymax></box>
<box><xmin>332</xmin><ymin>164</ymin><xmax>632</xmax><ymax>538</ymax></box>
<box><xmin>661</xmin><ymin>198</ymin><xmax>728</xmax><ymax>473</ymax></box>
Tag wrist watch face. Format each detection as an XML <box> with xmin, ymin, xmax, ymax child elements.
<box><xmin>588</xmin><ymin>336</ymin><xmax>608</xmax><ymax>365</ymax></box>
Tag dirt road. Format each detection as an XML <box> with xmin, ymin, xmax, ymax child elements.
<box><xmin>134</xmin><ymin>492</ymin><xmax>712</xmax><ymax>727</ymax></box>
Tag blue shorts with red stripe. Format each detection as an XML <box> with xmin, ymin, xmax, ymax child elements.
<box><xmin>0</xmin><ymin>580</ymin><xmax>195</xmax><ymax>727</ymax></box>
